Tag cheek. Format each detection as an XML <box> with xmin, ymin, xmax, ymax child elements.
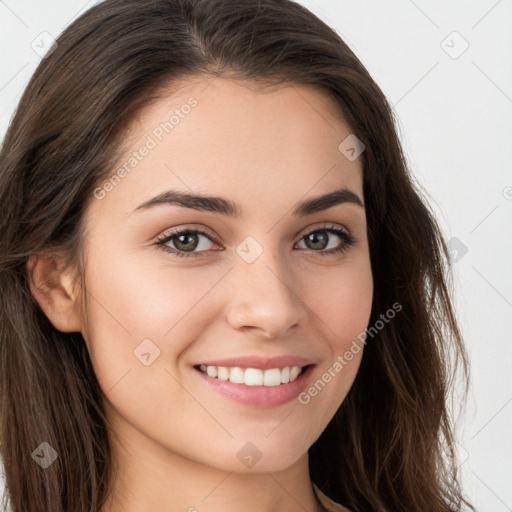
<box><xmin>80</xmin><ymin>248</ymin><xmax>228</xmax><ymax>385</ymax></box>
<box><xmin>84</xmin><ymin>247</ymin><xmax>219</xmax><ymax>337</ymax></box>
<box><xmin>79</xmin><ymin>255</ymin><xmax>214</xmax><ymax>442</ymax></box>
<box><xmin>296</xmin><ymin>258</ymin><xmax>373</xmax><ymax>415</ymax></box>
<box><xmin>308</xmin><ymin>258</ymin><xmax>373</xmax><ymax>350</ymax></box>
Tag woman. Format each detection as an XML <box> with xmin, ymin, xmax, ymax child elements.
<box><xmin>0</xmin><ymin>1</ymin><xmax>475</xmax><ymax>511</ymax></box>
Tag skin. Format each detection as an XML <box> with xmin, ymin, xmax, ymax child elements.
<box><xmin>28</xmin><ymin>76</ymin><xmax>373</xmax><ymax>512</ymax></box>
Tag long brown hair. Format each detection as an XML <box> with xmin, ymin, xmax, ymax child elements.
<box><xmin>0</xmin><ymin>1</ymin><xmax>474</xmax><ymax>511</ymax></box>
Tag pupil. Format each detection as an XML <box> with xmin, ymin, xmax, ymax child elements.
<box><xmin>307</xmin><ymin>231</ymin><xmax>327</xmax><ymax>250</ymax></box>
<box><xmin>176</xmin><ymin>233</ymin><xmax>197</xmax><ymax>251</ymax></box>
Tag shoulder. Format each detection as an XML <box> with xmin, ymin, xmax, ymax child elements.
<box><xmin>312</xmin><ymin>482</ymin><xmax>353</xmax><ymax>512</ymax></box>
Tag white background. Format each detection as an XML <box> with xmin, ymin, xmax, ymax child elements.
<box><xmin>1</xmin><ymin>1</ymin><xmax>511</xmax><ymax>510</ymax></box>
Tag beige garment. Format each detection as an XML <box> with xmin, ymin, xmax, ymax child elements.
<box><xmin>312</xmin><ymin>482</ymin><xmax>352</xmax><ymax>512</ymax></box>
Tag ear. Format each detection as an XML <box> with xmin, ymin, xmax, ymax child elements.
<box><xmin>26</xmin><ymin>252</ymin><xmax>83</xmax><ymax>333</ymax></box>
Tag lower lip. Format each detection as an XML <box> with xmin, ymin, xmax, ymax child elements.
<box><xmin>193</xmin><ymin>365</ymin><xmax>315</xmax><ymax>408</ymax></box>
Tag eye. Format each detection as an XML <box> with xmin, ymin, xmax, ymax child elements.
<box><xmin>154</xmin><ymin>227</ymin><xmax>220</xmax><ymax>258</ymax></box>
<box><xmin>154</xmin><ymin>223</ymin><xmax>355</xmax><ymax>259</ymax></box>
<box><xmin>295</xmin><ymin>224</ymin><xmax>355</xmax><ymax>257</ymax></box>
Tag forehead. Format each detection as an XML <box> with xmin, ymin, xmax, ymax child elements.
<box><xmin>89</xmin><ymin>77</ymin><xmax>364</xmax><ymax>221</ymax></box>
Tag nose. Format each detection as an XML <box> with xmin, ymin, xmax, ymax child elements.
<box><xmin>224</xmin><ymin>248</ymin><xmax>308</xmax><ymax>339</ymax></box>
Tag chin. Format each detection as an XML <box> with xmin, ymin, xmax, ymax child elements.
<box><xmin>197</xmin><ymin>436</ymin><xmax>310</xmax><ymax>474</ymax></box>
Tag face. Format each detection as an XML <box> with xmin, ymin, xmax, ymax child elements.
<box><xmin>78</xmin><ymin>76</ymin><xmax>373</xmax><ymax>474</ymax></box>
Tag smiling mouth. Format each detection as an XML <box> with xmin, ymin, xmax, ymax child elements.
<box><xmin>193</xmin><ymin>364</ymin><xmax>309</xmax><ymax>387</ymax></box>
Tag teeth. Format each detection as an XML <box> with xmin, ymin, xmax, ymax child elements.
<box><xmin>263</xmin><ymin>368</ymin><xmax>281</xmax><ymax>386</ymax></box>
<box><xmin>217</xmin><ymin>366</ymin><xmax>229</xmax><ymax>381</ymax></box>
<box><xmin>245</xmin><ymin>368</ymin><xmax>263</xmax><ymax>386</ymax></box>
<box><xmin>197</xmin><ymin>365</ymin><xmax>305</xmax><ymax>386</ymax></box>
<box><xmin>229</xmin><ymin>367</ymin><xmax>245</xmax><ymax>384</ymax></box>
<box><xmin>290</xmin><ymin>366</ymin><xmax>301</xmax><ymax>381</ymax></box>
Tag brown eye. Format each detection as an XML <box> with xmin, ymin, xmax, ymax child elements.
<box><xmin>295</xmin><ymin>225</ymin><xmax>354</xmax><ymax>256</ymax></box>
<box><xmin>303</xmin><ymin>230</ymin><xmax>330</xmax><ymax>250</ymax></box>
<box><xmin>171</xmin><ymin>231</ymin><xmax>201</xmax><ymax>252</ymax></box>
<box><xmin>155</xmin><ymin>228</ymin><xmax>220</xmax><ymax>258</ymax></box>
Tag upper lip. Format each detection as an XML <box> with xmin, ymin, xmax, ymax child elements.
<box><xmin>194</xmin><ymin>355</ymin><xmax>315</xmax><ymax>370</ymax></box>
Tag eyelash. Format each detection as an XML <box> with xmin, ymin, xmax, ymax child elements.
<box><xmin>154</xmin><ymin>224</ymin><xmax>355</xmax><ymax>259</ymax></box>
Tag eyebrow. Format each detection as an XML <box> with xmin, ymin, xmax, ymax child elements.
<box><xmin>134</xmin><ymin>187</ymin><xmax>364</xmax><ymax>217</ymax></box>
